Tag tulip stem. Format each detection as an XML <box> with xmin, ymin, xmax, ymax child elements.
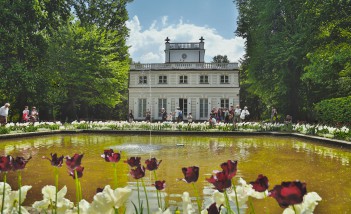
<box><xmin>224</xmin><ymin>190</ymin><xmax>233</xmax><ymax>214</ymax></box>
<box><xmin>293</xmin><ymin>205</ymin><xmax>297</xmax><ymax>214</ymax></box>
<box><xmin>232</xmin><ymin>182</ymin><xmax>240</xmax><ymax>214</ymax></box>
<box><xmin>153</xmin><ymin>171</ymin><xmax>161</xmax><ymax>209</ymax></box>
<box><xmin>113</xmin><ymin>163</ymin><xmax>118</xmax><ymax>189</ymax></box>
<box><xmin>74</xmin><ymin>170</ymin><xmax>80</xmax><ymax>214</ymax></box>
<box><xmin>137</xmin><ymin>180</ymin><xmax>141</xmax><ymax>212</ymax></box>
<box><xmin>18</xmin><ymin>171</ymin><xmax>22</xmax><ymax>214</ymax></box>
<box><xmin>55</xmin><ymin>167</ymin><xmax>59</xmax><ymax>214</ymax></box>
<box><xmin>141</xmin><ymin>178</ymin><xmax>150</xmax><ymax>214</ymax></box>
<box><xmin>248</xmin><ymin>197</ymin><xmax>256</xmax><ymax>214</ymax></box>
<box><xmin>191</xmin><ymin>183</ymin><xmax>201</xmax><ymax>214</ymax></box>
<box><xmin>1</xmin><ymin>173</ymin><xmax>7</xmax><ymax>214</ymax></box>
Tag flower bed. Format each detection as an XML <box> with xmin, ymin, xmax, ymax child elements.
<box><xmin>1</xmin><ymin>121</ymin><xmax>350</xmax><ymax>142</ymax></box>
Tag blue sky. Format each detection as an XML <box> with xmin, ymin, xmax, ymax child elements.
<box><xmin>126</xmin><ymin>0</ymin><xmax>245</xmax><ymax>63</ymax></box>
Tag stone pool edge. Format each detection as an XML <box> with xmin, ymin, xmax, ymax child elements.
<box><xmin>1</xmin><ymin>129</ymin><xmax>351</xmax><ymax>147</ymax></box>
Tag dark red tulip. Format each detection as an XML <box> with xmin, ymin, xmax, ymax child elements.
<box><xmin>269</xmin><ymin>181</ymin><xmax>307</xmax><ymax>208</ymax></box>
<box><xmin>182</xmin><ymin>166</ymin><xmax>199</xmax><ymax>183</ymax></box>
<box><xmin>220</xmin><ymin>160</ymin><xmax>237</xmax><ymax>179</ymax></box>
<box><xmin>101</xmin><ymin>149</ymin><xmax>121</xmax><ymax>163</ymax></box>
<box><xmin>206</xmin><ymin>171</ymin><xmax>232</xmax><ymax>192</ymax></box>
<box><xmin>145</xmin><ymin>157</ymin><xmax>162</xmax><ymax>171</ymax></box>
<box><xmin>250</xmin><ymin>174</ymin><xmax>269</xmax><ymax>192</ymax></box>
<box><xmin>66</xmin><ymin>154</ymin><xmax>83</xmax><ymax>170</ymax></box>
<box><xmin>207</xmin><ymin>203</ymin><xmax>222</xmax><ymax>214</ymax></box>
<box><xmin>153</xmin><ymin>180</ymin><xmax>166</xmax><ymax>190</ymax></box>
<box><xmin>0</xmin><ymin>155</ymin><xmax>13</xmax><ymax>172</ymax></box>
<box><xmin>12</xmin><ymin>156</ymin><xmax>32</xmax><ymax>170</ymax></box>
<box><xmin>69</xmin><ymin>165</ymin><xmax>84</xmax><ymax>179</ymax></box>
<box><xmin>125</xmin><ymin>157</ymin><xmax>141</xmax><ymax>167</ymax></box>
<box><xmin>130</xmin><ymin>165</ymin><xmax>145</xmax><ymax>179</ymax></box>
<box><xmin>42</xmin><ymin>153</ymin><xmax>64</xmax><ymax>167</ymax></box>
<box><xmin>96</xmin><ymin>187</ymin><xmax>103</xmax><ymax>193</ymax></box>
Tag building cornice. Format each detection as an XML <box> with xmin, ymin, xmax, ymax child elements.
<box><xmin>130</xmin><ymin>63</ymin><xmax>239</xmax><ymax>71</ymax></box>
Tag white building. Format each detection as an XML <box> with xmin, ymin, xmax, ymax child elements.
<box><xmin>128</xmin><ymin>37</ymin><xmax>240</xmax><ymax>121</ymax></box>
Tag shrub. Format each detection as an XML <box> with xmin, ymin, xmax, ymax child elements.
<box><xmin>314</xmin><ymin>96</ymin><xmax>351</xmax><ymax>125</ymax></box>
<box><xmin>0</xmin><ymin>126</ymin><xmax>10</xmax><ymax>134</ymax></box>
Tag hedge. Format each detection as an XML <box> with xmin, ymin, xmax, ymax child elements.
<box><xmin>314</xmin><ymin>96</ymin><xmax>351</xmax><ymax>124</ymax></box>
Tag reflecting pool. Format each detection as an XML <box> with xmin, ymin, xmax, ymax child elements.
<box><xmin>1</xmin><ymin>133</ymin><xmax>351</xmax><ymax>213</ymax></box>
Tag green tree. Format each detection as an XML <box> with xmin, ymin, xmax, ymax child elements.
<box><xmin>302</xmin><ymin>0</ymin><xmax>351</xmax><ymax>106</ymax></box>
<box><xmin>0</xmin><ymin>0</ymin><xmax>132</xmax><ymax>122</ymax></box>
<box><xmin>0</xmin><ymin>0</ymin><xmax>70</xmax><ymax>120</ymax></box>
<box><xmin>235</xmin><ymin>0</ymin><xmax>317</xmax><ymax>121</ymax></box>
<box><xmin>212</xmin><ymin>55</ymin><xmax>230</xmax><ymax>63</ymax></box>
<box><xmin>41</xmin><ymin>22</ymin><xmax>129</xmax><ymax>121</ymax></box>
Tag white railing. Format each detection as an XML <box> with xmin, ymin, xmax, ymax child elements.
<box><xmin>130</xmin><ymin>63</ymin><xmax>239</xmax><ymax>70</ymax></box>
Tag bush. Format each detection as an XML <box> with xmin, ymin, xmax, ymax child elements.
<box><xmin>0</xmin><ymin>126</ymin><xmax>10</xmax><ymax>134</ymax></box>
<box><xmin>314</xmin><ymin>96</ymin><xmax>351</xmax><ymax>125</ymax></box>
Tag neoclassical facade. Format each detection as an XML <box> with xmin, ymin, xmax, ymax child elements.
<box><xmin>128</xmin><ymin>37</ymin><xmax>240</xmax><ymax>121</ymax></box>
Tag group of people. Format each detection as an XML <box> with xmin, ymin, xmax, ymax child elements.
<box><xmin>159</xmin><ymin>107</ymin><xmax>191</xmax><ymax>123</ymax></box>
<box><xmin>209</xmin><ymin>105</ymin><xmax>250</xmax><ymax>126</ymax></box>
<box><xmin>0</xmin><ymin>103</ymin><xmax>39</xmax><ymax>126</ymax></box>
<box><xmin>22</xmin><ymin>106</ymin><xmax>39</xmax><ymax>123</ymax></box>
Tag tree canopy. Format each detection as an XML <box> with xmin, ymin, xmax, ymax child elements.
<box><xmin>212</xmin><ymin>55</ymin><xmax>230</xmax><ymax>63</ymax></box>
<box><xmin>235</xmin><ymin>0</ymin><xmax>351</xmax><ymax>122</ymax></box>
<box><xmin>0</xmin><ymin>0</ymin><xmax>132</xmax><ymax>122</ymax></box>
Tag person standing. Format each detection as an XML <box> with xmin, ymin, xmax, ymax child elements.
<box><xmin>240</xmin><ymin>106</ymin><xmax>250</xmax><ymax>122</ymax></box>
<box><xmin>128</xmin><ymin>110</ymin><xmax>134</xmax><ymax>123</ymax></box>
<box><xmin>271</xmin><ymin>107</ymin><xmax>278</xmax><ymax>123</ymax></box>
<box><xmin>161</xmin><ymin>108</ymin><xmax>167</xmax><ymax>122</ymax></box>
<box><xmin>175</xmin><ymin>107</ymin><xmax>181</xmax><ymax>123</ymax></box>
<box><xmin>234</xmin><ymin>105</ymin><xmax>242</xmax><ymax>124</ymax></box>
<box><xmin>22</xmin><ymin>106</ymin><xmax>30</xmax><ymax>122</ymax></box>
<box><xmin>0</xmin><ymin>103</ymin><xmax>10</xmax><ymax>125</ymax></box>
<box><xmin>187</xmin><ymin>112</ymin><xmax>193</xmax><ymax>123</ymax></box>
<box><xmin>30</xmin><ymin>106</ymin><xmax>39</xmax><ymax>122</ymax></box>
<box><xmin>145</xmin><ymin>109</ymin><xmax>151</xmax><ymax>122</ymax></box>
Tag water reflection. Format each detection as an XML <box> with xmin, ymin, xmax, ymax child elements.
<box><xmin>0</xmin><ymin>134</ymin><xmax>350</xmax><ymax>213</ymax></box>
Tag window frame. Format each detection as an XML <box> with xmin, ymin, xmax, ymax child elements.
<box><xmin>179</xmin><ymin>75</ymin><xmax>188</xmax><ymax>84</ymax></box>
<box><xmin>199</xmin><ymin>75</ymin><xmax>209</xmax><ymax>84</ymax></box>
<box><xmin>220</xmin><ymin>75</ymin><xmax>229</xmax><ymax>84</ymax></box>
<box><xmin>158</xmin><ymin>75</ymin><xmax>167</xmax><ymax>84</ymax></box>
<box><xmin>139</xmin><ymin>75</ymin><xmax>147</xmax><ymax>84</ymax></box>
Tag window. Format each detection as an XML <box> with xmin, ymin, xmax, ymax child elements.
<box><xmin>179</xmin><ymin>98</ymin><xmax>188</xmax><ymax>117</ymax></box>
<box><xmin>138</xmin><ymin>99</ymin><xmax>147</xmax><ymax>117</ymax></box>
<box><xmin>200</xmin><ymin>75</ymin><xmax>209</xmax><ymax>84</ymax></box>
<box><xmin>158</xmin><ymin>99</ymin><xmax>167</xmax><ymax>117</ymax></box>
<box><xmin>221</xmin><ymin>99</ymin><xmax>229</xmax><ymax>109</ymax></box>
<box><xmin>200</xmin><ymin>99</ymin><xmax>208</xmax><ymax>118</ymax></box>
<box><xmin>139</xmin><ymin>76</ymin><xmax>147</xmax><ymax>84</ymax></box>
<box><xmin>220</xmin><ymin>75</ymin><xmax>229</xmax><ymax>84</ymax></box>
<box><xmin>158</xmin><ymin>76</ymin><xmax>167</xmax><ymax>84</ymax></box>
<box><xmin>179</xmin><ymin>75</ymin><xmax>188</xmax><ymax>84</ymax></box>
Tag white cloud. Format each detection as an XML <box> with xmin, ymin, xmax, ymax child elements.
<box><xmin>126</xmin><ymin>15</ymin><xmax>245</xmax><ymax>63</ymax></box>
<box><xmin>161</xmin><ymin>16</ymin><xmax>168</xmax><ymax>26</ymax></box>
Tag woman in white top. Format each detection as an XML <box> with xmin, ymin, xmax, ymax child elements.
<box><xmin>0</xmin><ymin>103</ymin><xmax>10</xmax><ymax>125</ymax></box>
<box><xmin>240</xmin><ymin>106</ymin><xmax>250</xmax><ymax>122</ymax></box>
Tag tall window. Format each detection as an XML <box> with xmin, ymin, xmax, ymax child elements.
<box><xmin>220</xmin><ymin>75</ymin><xmax>229</xmax><ymax>84</ymax></box>
<box><xmin>158</xmin><ymin>99</ymin><xmax>167</xmax><ymax>117</ymax></box>
<box><xmin>179</xmin><ymin>98</ymin><xmax>188</xmax><ymax>117</ymax></box>
<box><xmin>200</xmin><ymin>99</ymin><xmax>208</xmax><ymax>118</ymax></box>
<box><xmin>200</xmin><ymin>75</ymin><xmax>209</xmax><ymax>84</ymax></box>
<box><xmin>221</xmin><ymin>99</ymin><xmax>229</xmax><ymax>109</ymax></box>
<box><xmin>139</xmin><ymin>76</ymin><xmax>147</xmax><ymax>84</ymax></box>
<box><xmin>179</xmin><ymin>75</ymin><xmax>188</xmax><ymax>84</ymax></box>
<box><xmin>159</xmin><ymin>76</ymin><xmax>167</xmax><ymax>84</ymax></box>
<box><xmin>138</xmin><ymin>99</ymin><xmax>147</xmax><ymax>117</ymax></box>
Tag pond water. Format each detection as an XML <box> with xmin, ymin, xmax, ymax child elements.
<box><xmin>1</xmin><ymin>133</ymin><xmax>351</xmax><ymax>213</ymax></box>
